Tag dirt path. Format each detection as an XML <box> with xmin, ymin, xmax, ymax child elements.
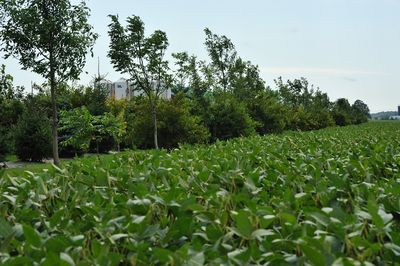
<box><xmin>1</xmin><ymin>159</ymin><xmax>53</xmax><ymax>169</ymax></box>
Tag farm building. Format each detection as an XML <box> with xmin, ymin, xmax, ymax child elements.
<box><xmin>96</xmin><ymin>78</ymin><xmax>172</xmax><ymax>100</ymax></box>
<box><xmin>389</xmin><ymin>105</ymin><xmax>400</xmax><ymax>120</ymax></box>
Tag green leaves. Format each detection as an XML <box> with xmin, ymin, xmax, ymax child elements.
<box><xmin>299</xmin><ymin>242</ymin><xmax>326</xmax><ymax>266</ymax></box>
<box><xmin>22</xmin><ymin>224</ymin><xmax>41</xmax><ymax>248</ymax></box>
<box><xmin>59</xmin><ymin>107</ymin><xmax>94</xmax><ymax>152</ymax></box>
<box><xmin>367</xmin><ymin>199</ymin><xmax>393</xmax><ymax>229</ymax></box>
<box><xmin>108</xmin><ymin>14</ymin><xmax>172</xmax><ymax>149</ymax></box>
<box><xmin>1</xmin><ymin>122</ymin><xmax>400</xmax><ymax>264</ymax></box>
<box><xmin>232</xmin><ymin>210</ymin><xmax>253</xmax><ymax>238</ymax></box>
<box><xmin>59</xmin><ymin>107</ymin><xmax>126</xmax><ymax>153</ymax></box>
<box><xmin>0</xmin><ymin>217</ymin><xmax>14</xmax><ymax>239</ymax></box>
<box><xmin>0</xmin><ymin>0</ymin><xmax>97</xmax><ymax>80</ymax></box>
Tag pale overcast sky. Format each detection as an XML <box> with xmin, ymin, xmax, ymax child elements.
<box><xmin>1</xmin><ymin>0</ymin><xmax>399</xmax><ymax>113</ymax></box>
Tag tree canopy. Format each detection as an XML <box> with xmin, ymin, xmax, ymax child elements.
<box><xmin>0</xmin><ymin>0</ymin><xmax>97</xmax><ymax>164</ymax></box>
<box><xmin>108</xmin><ymin>14</ymin><xmax>172</xmax><ymax>149</ymax></box>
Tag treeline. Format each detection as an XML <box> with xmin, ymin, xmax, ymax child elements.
<box><xmin>0</xmin><ymin>11</ymin><xmax>370</xmax><ymax>162</ymax></box>
<box><xmin>1</xmin><ymin>50</ymin><xmax>369</xmax><ymax>162</ymax></box>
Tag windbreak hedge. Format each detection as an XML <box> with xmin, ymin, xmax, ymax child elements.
<box><xmin>1</xmin><ymin>121</ymin><xmax>400</xmax><ymax>265</ymax></box>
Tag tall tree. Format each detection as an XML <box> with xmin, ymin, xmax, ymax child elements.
<box><xmin>0</xmin><ymin>64</ymin><xmax>14</xmax><ymax>101</ymax></box>
<box><xmin>229</xmin><ymin>58</ymin><xmax>265</xmax><ymax>101</ymax></box>
<box><xmin>352</xmin><ymin>99</ymin><xmax>370</xmax><ymax>124</ymax></box>
<box><xmin>172</xmin><ymin>52</ymin><xmax>209</xmax><ymax>101</ymax></box>
<box><xmin>0</xmin><ymin>0</ymin><xmax>97</xmax><ymax>164</ymax></box>
<box><xmin>108</xmin><ymin>15</ymin><xmax>172</xmax><ymax>149</ymax></box>
<box><xmin>276</xmin><ymin>77</ymin><xmax>314</xmax><ymax>108</ymax></box>
<box><xmin>0</xmin><ymin>65</ymin><xmax>23</xmax><ymax>161</ymax></box>
<box><xmin>332</xmin><ymin>98</ymin><xmax>353</xmax><ymax>126</ymax></box>
<box><xmin>204</xmin><ymin>28</ymin><xmax>237</xmax><ymax>92</ymax></box>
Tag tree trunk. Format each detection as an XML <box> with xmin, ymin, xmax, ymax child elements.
<box><xmin>151</xmin><ymin>103</ymin><xmax>159</xmax><ymax>149</ymax></box>
<box><xmin>50</xmin><ymin>66</ymin><xmax>60</xmax><ymax>165</ymax></box>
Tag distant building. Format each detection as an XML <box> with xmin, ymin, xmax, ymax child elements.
<box><xmin>111</xmin><ymin>78</ymin><xmax>130</xmax><ymax>99</ymax></box>
<box><xmin>389</xmin><ymin>105</ymin><xmax>400</xmax><ymax>120</ymax></box>
<box><xmin>96</xmin><ymin>78</ymin><xmax>172</xmax><ymax>100</ymax></box>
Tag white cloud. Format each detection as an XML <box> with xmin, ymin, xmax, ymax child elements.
<box><xmin>259</xmin><ymin>67</ymin><xmax>390</xmax><ymax>76</ymax></box>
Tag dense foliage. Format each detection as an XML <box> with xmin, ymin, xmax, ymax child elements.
<box><xmin>1</xmin><ymin>122</ymin><xmax>399</xmax><ymax>264</ymax></box>
<box><xmin>125</xmin><ymin>94</ymin><xmax>209</xmax><ymax>149</ymax></box>
<box><xmin>14</xmin><ymin>104</ymin><xmax>52</xmax><ymax>162</ymax></box>
<box><xmin>205</xmin><ymin>93</ymin><xmax>256</xmax><ymax>141</ymax></box>
<box><xmin>0</xmin><ymin>13</ymin><xmax>371</xmax><ymax>161</ymax></box>
<box><xmin>59</xmin><ymin>106</ymin><xmax>126</xmax><ymax>155</ymax></box>
<box><xmin>0</xmin><ymin>64</ymin><xmax>23</xmax><ymax>161</ymax></box>
<box><xmin>0</xmin><ymin>0</ymin><xmax>98</xmax><ymax>164</ymax></box>
<box><xmin>108</xmin><ymin>14</ymin><xmax>172</xmax><ymax>149</ymax></box>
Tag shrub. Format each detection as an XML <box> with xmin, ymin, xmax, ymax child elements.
<box><xmin>284</xmin><ymin>106</ymin><xmax>314</xmax><ymax>131</ymax></box>
<box><xmin>125</xmin><ymin>94</ymin><xmax>210</xmax><ymax>149</ymax></box>
<box><xmin>59</xmin><ymin>106</ymin><xmax>94</xmax><ymax>156</ymax></box>
<box><xmin>0</xmin><ymin>98</ymin><xmax>24</xmax><ymax>161</ymax></box>
<box><xmin>0</xmin><ymin>126</ymin><xmax>17</xmax><ymax>162</ymax></box>
<box><xmin>246</xmin><ymin>91</ymin><xmax>286</xmax><ymax>134</ymax></box>
<box><xmin>205</xmin><ymin>93</ymin><xmax>256</xmax><ymax>141</ymax></box>
<box><xmin>0</xmin><ymin>126</ymin><xmax>11</xmax><ymax>162</ymax></box>
<box><xmin>15</xmin><ymin>108</ymin><xmax>52</xmax><ymax>162</ymax></box>
<box><xmin>90</xmin><ymin>112</ymin><xmax>126</xmax><ymax>153</ymax></box>
<box><xmin>332</xmin><ymin>98</ymin><xmax>353</xmax><ymax>126</ymax></box>
<box><xmin>352</xmin><ymin>99</ymin><xmax>370</xmax><ymax>124</ymax></box>
<box><xmin>59</xmin><ymin>106</ymin><xmax>126</xmax><ymax>155</ymax></box>
<box><xmin>309</xmin><ymin>109</ymin><xmax>335</xmax><ymax>129</ymax></box>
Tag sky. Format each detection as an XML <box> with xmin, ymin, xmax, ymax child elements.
<box><xmin>1</xmin><ymin>0</ymin><xmax>399</xmax><ymax>113</ymax></box>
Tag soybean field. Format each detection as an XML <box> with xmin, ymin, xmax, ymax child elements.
<box><xmin>1</xmin><ymin>121</ymin><xmax>400</xmax><ymax>265</ymax></box>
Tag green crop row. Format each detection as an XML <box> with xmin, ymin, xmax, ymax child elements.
<box><xmin>1</xmin><ymin>121</ymin><xmax>400</xmax><ymax>265</ymax></box>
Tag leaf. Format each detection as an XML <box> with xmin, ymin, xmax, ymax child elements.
<box><xmin>300</xmin><ymin>244</ymin><xmax>325</xmax><ymax>266</ymax></box>
<box><xmin>70</xmin><ymin>235</ymin><xmax>85</xmax><ymax>243</ymax></box>
<box><xmin>51</xmin><ymin>163</ymin><xmax>64</xmax><ymax>173</ymax></box>
<box><xmin>234</xmin><ymin>210</ymin><xmax>253</xmax><ymax>238</ymax></box>
<box><xmin>378</xmin><ymin>208</ymin><xmax>393</xmax><ymax>225</ymax></box>
<box><xmin>44</xmin><ymin>235</ymin><xmax>72</xmax><ymax>253</ymax></box>
<box><xmin>110</xmin><ymin>233</ymin><xmax>129</xmax><ymax>241</ymax></box>
<box><xmin>0</xmin><ymin>217</ymin><xmax>14</xmax><ymax>238</ymax></box>
<box><xmin>127</xmin><ymin>198</ymin><xmax>152</xmax><ymax>206</ymax></box>
<box><xmin>187</xmin><ymin>252</ymin><xmax>205</xmax><ymax>266</ymax></box>
<box><xmin>367</xmin><ymin>199</ymin><xmax>384</xmax><ymax>228</ymax></box>
<box><xmin>251</xmin><ymin>229</ymin><xmax>275</xmax><ymax>241</ymax></box>
<box><xmin>280</xmin><ymin>213</ymin><xmax>297</xmax><ymax>225</ymax></box>
<box><xmin>23</xmin><ymin>224</ymin><xmax>41</xmax><ymax>248</ymax></box>
<box><xmin>153</xmin><ymin>248</ymin><xmax>174</xmax><ymax>264</ymax></box>
<box><xmin>295</xmin><ymin>192</ymin><xmax>307</xmax><ymax>199</ymax></box>
<box><xmin>308</xmin><ymin>212</ymin><xmax>329</xmax><ymax>227</ymax></box>
<box><xmin>91</xmin><ymin>240</ymin><xmax>103</xmax><ymax>258</ymax></box>
<box><xmin>228</xmin><ymin>248</ymin><xmax>250</xmax><ymax>265</ymax></box>
<box><xmin>263</xmin><ymin>215</ymin><xmax>275</xmax><ymax>220</ymax></box>
<box><xmin>384</xmin><ymin>243</ymin><xmax>400</xmax><ymax>256</ymax></box>
<box><xmin>132</xmin><ymin>215</ymin><xmax>146</xmax><ymax>224</ymax></box>
<box><xmin>37</xmin><ymin>176</ymin><xmax>48</xmax><ymax>195</ymax></box>
<box><xmin>3</xmin><ymin>194</ymin><xmax>16</xmax><ymax>205</ymax></box>
<box><xmin>2</xmin><ymin>256</ymin><xmax>34</xmax><ymax>265</ymax></box>
<box><xmin>60</xmin><ymin>253</ymin><xmax>76</xmax><ymax>266</ymax></box>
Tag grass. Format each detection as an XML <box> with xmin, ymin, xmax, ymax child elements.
<box><xmin>2</xmin><ymin>152</ymin><xmax>123</xmax><ymax>177</ymax></box>
<box><xmin>3</xmin><ymin>162</ymin><xmax>54</xmax><ymax>177</ymax></box>
<box><xmin>4</xmin><ymin>154</ymin><xmax>18</xmax><ymax>162</ymax></box>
